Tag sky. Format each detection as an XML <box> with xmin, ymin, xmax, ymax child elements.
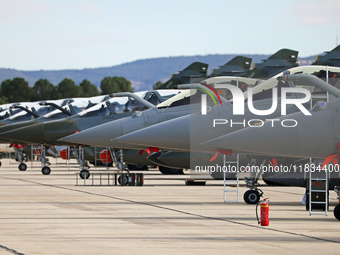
<box><xmin>0</xmin><ymin>0</ymin><xmax>339</xmax><ymax>70</ymax></box>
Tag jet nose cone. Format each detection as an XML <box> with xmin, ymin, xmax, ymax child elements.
<box><xmin>0</xmin><ymin>123</ymin><xmax>45</xmax><ymax>144</ymax></box>
<box><xmin>41</xmin><ymin>118</ymin><xmax>78</xmax><ymax>144</ymax></box>
<box><xmin>60</xmin><ymin>120</ymin><xmax>123</xmax><ymax>147</ymax></box>
<box><xmin>114</xmin><ymin>115</ymin><xmax>190</xmax><ymax>151</ymax></box>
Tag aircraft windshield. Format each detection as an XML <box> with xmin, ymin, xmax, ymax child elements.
<box><xmin>43</xmin><ymin>99</ymin><xmax>91</xmax><ymax>119</ymax></box>
<box><xmin>78</xmin><ymin>97</ymin><xmax>130</xmax><ymax>117</ymax></box>
<box><xmin>157</xmin><ymin>90</ymin><xmax>192</xmax><ymax>108</ymax></box>
<box><xmin>8</xmin><ymin>100</ymin><xmax>68</xmax><ymax>120</ymax></box>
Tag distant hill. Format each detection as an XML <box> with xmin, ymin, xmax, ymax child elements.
<box><xmin>0</xmin><ymin>54</ymin><xmax>315</xmax><ymax>92</ymax></box>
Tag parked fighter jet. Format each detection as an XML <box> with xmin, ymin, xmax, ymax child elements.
<box><xmin>203</xmin><ymin>73</ymin><xmax>340</xmax><ymax>158</ymax></box>
<box><xmin>59</xmin><ymin>66</ymin><xmax>340</xmax><ymax>186</ymax></box>
<box><xmin>158</xmin><ymin>48</ymin><xmax>299</xmax><ymax>89</ymax></box>
<box><xmin>202</xmin><ymin>73</ymin><xmax>340</xmax><ymax>220</ymax></box>
<box><xmin>102</xmin><ymin>69</ymin><xmax>340</xmax><ymax>196</ymax></box>
<box><xmin>157</xmin><ymin>62</ymin><xmax>208</xmax><ymax>89</ymax></box>
<box><xmin>209</xmin><ymin>56</ymin><xmax>252</xmax><ymax>77</ymax></box>
<box><xmin>313</xmin><ymin>45</ymin><xmax>340</xmax><ymax>66</ymax></box>
<box><xmin>0</xmin><ymin>90</ymin><xmax>179</xmax><ymax>176</ymax></box>
<box><xmin>246</xmin><ymin>48</ymin><xmax>298</xmax><ymax>79</ymax></box>
<box><xmin>72</xmin><ymin>66</ymin><xmax>340</xmax><ymax>152</ymax></box>
<box><xmin>157</xmin><ymin>58</ymin><xmax>252</xmax><ymax>89</ymax></box>
<box><xmin>0</xmin><ymin>96</ymin><xmax>110</xmax><ymax>171</ymax></box>
<box><xmin>58</xmin><ymin>74</ymin><xmax>265</xmax><ymax>174</ymax></box>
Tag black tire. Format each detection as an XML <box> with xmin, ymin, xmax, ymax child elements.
<box><xmin>18</xmin><ymin>163</ymin><xmax>27</xmax><ymax>171</ymax></box>
<box><xmin>79</xmin><ymin>169</ymin><xmax>90</xmax><ymax>179</ymax></box>
<box><xmin>0</xmin><ymin>161</ymin><xmax>2</xmax><ymax>167</ymax></box>
<box><xmin>118</xmin><ymin>175</ymin><xmax>129</xmax><ymax>186</ymax></box>
<box><xmin>334</xmin><ymin>204</ymin><xmax>340</xmax><ymax>221</ymax></box>
<box><xmin>158</xmin><ymin>166</ymin><xmax>184</xmax><ymax>175</ymax></box>
<box><xmin>244</xmin><ymin>190</ymin><xmax>260</xmax><ymax>204</ymax></box>
<box><xmin>41</xmin><ymin>166</ymin><xmax>51</xmax><ymax>175</ymax></box>
<box><xmin>127</xmin><ymin>164</ymin><xmax>148</xmax><ymax>171</ymax></box>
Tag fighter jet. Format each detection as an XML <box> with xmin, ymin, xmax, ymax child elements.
<box><xmin>64</xmin><ymin>65</ymin><xmax>340</xmax><ymax>152</ymax></box>
<box><xmin>58</xmin><ymin>74</ymin><xmax>265</xmax><ymax>174</ymax></box>
<box><xmin>209</xmin><ymin>56</ymin><xmax>252</xmax><ymax>77</ymax></box>
<box><xmin>203</xmin><ymin>73</ymin><xmax>340</xmax><ymax>158</ymax></box>
<box><xmin>59</xmin><ymin>65</ymin><xmax>339</xmax><ymax>186</ymax></box>
<box><xmin>158</xmin><ymin>49</ymin><xmax>299</xmax><ymax>90</ymax></box>
<box><xmin>0</xmin><ymin>90</ymin><xmax>179</xmax><ymax>176</ymax></box>
<box><xmin>107</xmin><ymin>70</ymin><xmax>340</xmax><ymax>194</ymax></box>
<box><xmin>0</xmin><ymin>96</ymin><xmax>110</xmax><ymax>171</ymax></box>
<box><xmin>313</xmin><ymin>45</ymin><xmax>340</xmax><ymax>67</ymax></box>
<box><xmin>203</xmin><ymin>73</ymin><xmax>340</xmax><ymax>219</ymax></box>
<box><xmin>156</xmin><ymin>59</ymin><xmax>252</xmax><ymax>89</ymax></box>
<box><xmin>246</xmin><ymin>48</ymin><xmax>298</xmax><ymax>79</ymax></box>
<box><xmin>157</xmin><ymin>62</ymin><xmax>208</xmax><ymax>89</ymax></box>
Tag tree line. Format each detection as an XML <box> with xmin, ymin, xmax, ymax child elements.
<box><xmin>0</xmin><ymin>76</ymin><xmax>134</xmax><ymax>103</ymax></box>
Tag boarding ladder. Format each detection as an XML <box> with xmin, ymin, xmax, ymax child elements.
<box><xmin>307</xmin><ymin>67</ymin><xmax>330</xmax><ymax>216</ymax></box>
<box><xmin>30</xmin><ymin>145</ymin><xmax>43</xmax><ymax>168</ymax></box>
<box><xmin>223</xmin><ymin>153</ymin><xmax>239</xmax><ymax>203</ymax></box>
<box><xmin>308</xmin><ymin>159</ymin><xmax>329</xmax><ymax>216</ymax></box>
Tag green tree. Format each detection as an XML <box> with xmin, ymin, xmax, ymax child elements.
<box><xmin>57</xmin><ymin>78</ymin><xmax>81</xmax><ymax>98</ymax></box>
<box><xmin>0</xmin><ymin>96</ymin><xmax>8</xmax><ymax>104</ymax></box>
<box><xmin>152</xmin><ymin>81</ymin><xmax>163</xmax><ymax>89</ymax></box>
<box><xmin>33</xmin><ymin>79</ymin><xmax>57</xmax><ymax>100</ymax></box>
<box><xmin>0</xmin><ymin>78</ymin><xmax>35</xmax><ymax>102</ymax></box>
<box><xmin>100</xmin><ymin>76</ymin><xmax>133</xmax><ymax>95</ymax></box>
<box><xmin>79</xmin><ymin>79</ymin><xmax>99</xmax><ymax>97</ymax></box>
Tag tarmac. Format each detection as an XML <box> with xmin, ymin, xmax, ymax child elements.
<box><xmin>0</xmin><ymin>158</ymin><xmax>339</xmax><ymax>255</ymax></box>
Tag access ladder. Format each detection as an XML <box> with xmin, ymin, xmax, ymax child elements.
<box><xmin>223</xmin><ymin>153</ymin><xmax>239</xmax><ymax>203</ymax></box>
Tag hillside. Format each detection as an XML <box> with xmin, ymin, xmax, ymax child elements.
<box><xmin>0</xmin><ymin>54</ymin><xmax>315</xmax><ymax>92</ymax></box>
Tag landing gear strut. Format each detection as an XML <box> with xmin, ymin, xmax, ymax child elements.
<box><xmin>40</xmin><ymin>145</ymin><xmax>51</xmax><ymax>175</ymax></box>
<box><xmin>14</xmin><ymin>145</ymin><xmax>27</xmax><ymax>171</ymax></box>
<box><xmin>76</xmin><ymin>146</ymin><xmax>91</xmax><ymax>179</ymax></box>
<box><xmin>243</xmin><ymin>158</ymin><xmax>264</xmax><ymax>204</ymax></box>
<box><xmin>111</xmin><ymin>149</ymin><xmax>130</xmax><ymax>186</ymax></box>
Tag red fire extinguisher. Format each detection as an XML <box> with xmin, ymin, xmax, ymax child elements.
<box><xmin>256</xmin><ymin>198</ymin><xmax>270</xmax><ymax>226</ymax></box>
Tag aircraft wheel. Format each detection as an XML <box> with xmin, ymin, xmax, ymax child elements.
<box><xmin>118</xmin><ymin>175</ymin><xmax>129</xmax><ymax>186</ymax></box>
<box><xmin>334</xmin><ymin>204</ymin><xmax>340</xmax><ymax>221</ymax></box>
<box><xmin>41</xmin><ymin>166</ymin><xmax>51</xmax><ymax>175</ymax></box>
<box><xmin>244</xmin><ymin>190</ymin><xmax>260</xmax><ymax>204</ymax></box>
<box><xmin>18</xmin><ymin>163</ymin><xmax>27</xmax><ymax>171</ymax></box>
<box><xmin>158</xmin><ymin>166</ymin><xmax>183</xmax><ymax>175</ymax></box>
<box><xmin>0</xmin><ymin>161</ymin><xmax>2</xmax><ymax>167</ymax></box>
<box><xmin>79</xmin><ymin>169</ymin><xmax>90</xmax><ymax>179</ymax></box>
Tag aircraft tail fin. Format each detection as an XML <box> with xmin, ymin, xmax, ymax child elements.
<box><xmin>210</xmin><ymin>56</ymin><xmax>252</xmax><ymax>77</ymax></box>
<box><xmin>224</xmin><ymin>56</ymin><xmax>252</xmax><ymax>68</ymax></box>
<box><xmin>313</xmin><ymin>45</ymin><xmax>340</xmax><ymax>66</ymax></box>
<box><xmin>330</xmin><ymin>44</ymin><xmax>340</xmax><ymax>52</ymax></box>
<box><xmin>268</xmin><ymin>48</ymin><xmax>298</xmax><ymax>63</ymax></box>
<box><xmin>157</xmin><ymin>62</ymin><xmax>208</xmax><ymax>89</ymax></box>
<box><xmin>247</xmin><ymin>48</ymin><xmax>299</xmax><ymax>79</ymax></box>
